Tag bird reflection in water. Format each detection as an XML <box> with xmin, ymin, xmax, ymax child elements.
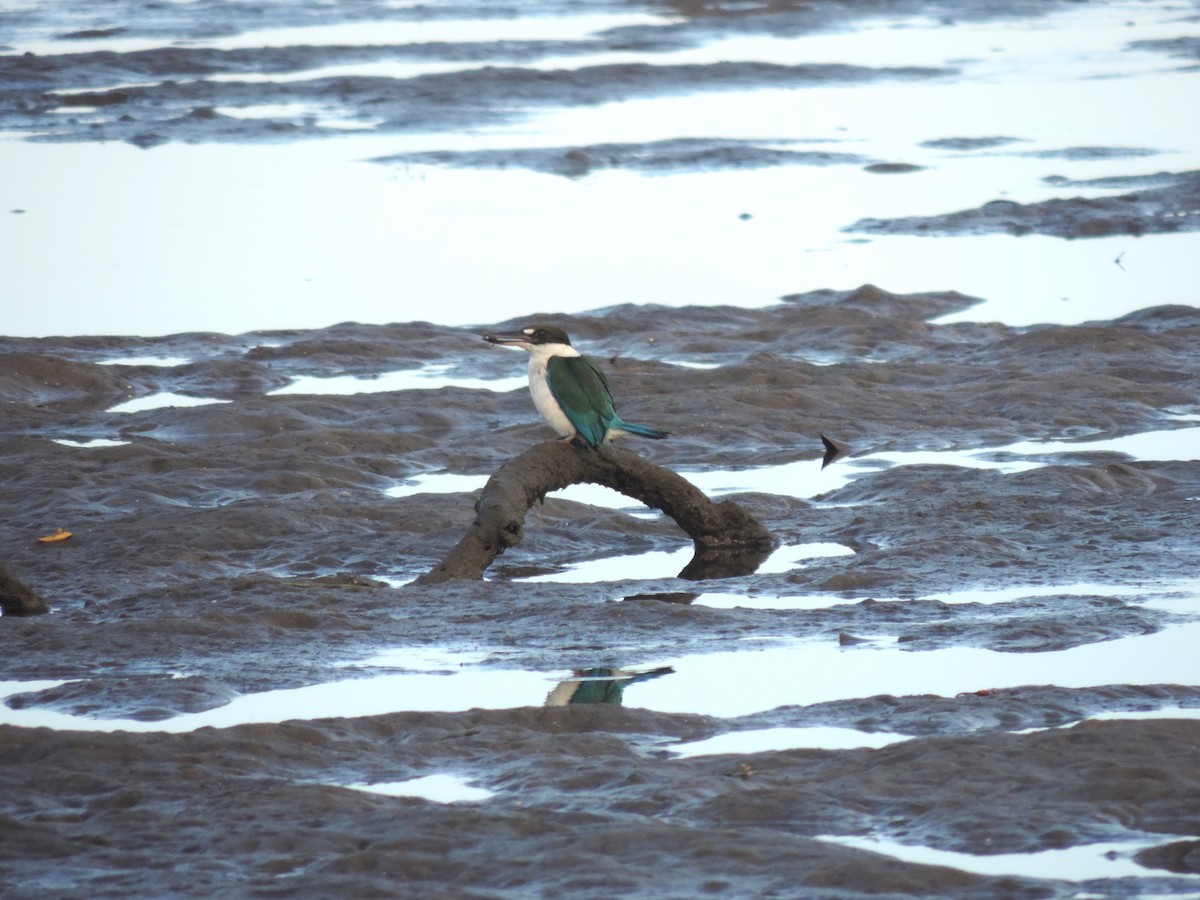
<box><xmin>545</xmin><ymin>666</ymin><xmax>674</xmax><ymax>706</ymax></box>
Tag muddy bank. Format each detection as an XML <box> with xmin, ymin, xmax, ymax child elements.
<box><xmin>2</xmin><ymin>286</ymin><xmax>1199</xmax><ymax>895</ymax></box>
<box><xmin>0</xmin><ymin>0</ymin><xmax>1171</xmax><ymax>150</ymax></box>
<box><xmin>373</xmin><ymin>137</ymin><xmax>869</xmax><ymax>177</ymax></box>
<box><xmin>0</xmin><ymin>0</ymin><xmax>964</xmax><ymax>148</ymax></box>
<box><xmin>850</xmin><ymin>168</ymin><xmax>1200</xmax><ymax>238</ymax></box>
<box><xmin>2</xmin><ymin>58</ymin><xmax>949</xmax><ymax>149</ymax></box>
<box><xmin>2</xmin><ymin>712</ymin><xmax>1199</xmax><ymax>898</ymax></box>
<box><xmin>2</xmin><ymin>287</ymin><xmax>1198</xmax><ymax>609</ymax></box>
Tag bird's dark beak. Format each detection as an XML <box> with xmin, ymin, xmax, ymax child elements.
<box><xmin>482</xmin><ymin>330</ymin><xmax>530</xmax><ymax>346</ymax></box>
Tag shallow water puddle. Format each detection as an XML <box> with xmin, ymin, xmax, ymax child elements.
<box><xmin>672</xmin><ymin>707</ymin><xmax>1200</xmax><ymax>758</ymax></box>
<box><xmin>938</xmin><ymin>578</ymin><xmax>1200</xmax><ymax>614</ymax></box>
<box><xmin>337</xmin><ymin>646</ymin><xmax>493</xmax><ymax>671</ymax></box>
<box><xmin>97</xmin><ymin>356</ymin><xmax>192</xmax><ymax>367</ymax></box>
<box><xmin>628</xmin><ymin>622</ymin><xmax>1200</xmax><ymax>717</ymax></box>
<box><xmin>386</xmin><ymin>475</ymin><xmax>662</xmax><ymax>509</ymax></box>
<box><xmin>1087</xmin><ymin>707</ymin><xmax>1200</xmax><ymax>723</ymax></box>
<box><xmin>982</xmin><ymin>427</ymin><xmax>1200</xmax><ymax>464</ymax></box>
<box><xmin>51</xmin><ymin>438</ymin><xmax>131</xmax><ymax>449</ymax></box>
<box><xmin>4</xmin><ymin>622</ymin><xmax>1198</xmax><ymax>733</ymax></box>
<box><xmin>386</xmin><ymin>422</ymin><xmax>1195</xmax><ymax>507</ymax></box>
<box><xmin>5</xmin><ymin>138</ymin><xmax>1199</xmax><ymax>336</ymax></box>
<box><xmin>517</xmin><ymin>541</ymin><xmax>854</xmax><ymax>583</ymax></box>
<box><xmin>0</xmin><ymin>667</ymin><xmax>556</xmax><ymax>733</ymax></box>
<box><xmin>385</xmin><ymin>472</ymin><xmax>490</xmax><ymax>500</ymax></box>
<box><xmin>518</xmin><ymin>546</ymin><xmax>693</xmax><ymax>583</ymax></box>
<box><xmin>106</xmin><ymin>393</ymin><xmax>231</xmax><ymax>414</ymax></box>
<box><xmin>664</xmin><ymin>358</ymin><xmax>727</xmax><ymax>370</ymax></box>
<box><xmin>814</xmin><ymin>835</ymin><xmax>1187</xmax><ymax>883</ymax></box>
<box><xmin>207</xmin><ymin>61</ymin><xmax>481</xmax><ymax>87</ymax></box>
<box><xmin>691</xmin><ymin>592</ymin><xmax>862</xmax><ymax>612</ymax></box>
<box><xmin>342</xmin><ymin>774</ymin><xmax>495</xmax><ymax>804</ymax></box>
<box><xmin>691</xmin><ymin>424</ymin><xmax>1200</xmax><ymax>500</ymax></box>
<box><xmin>670</xmin><ymin>726</ymin><xmax>912</xmax><ymax>757</ymax></box>
<box><xmin>213</xmin><ymin>103</ymin><xmax>381</xmax><ymax>132</ymax></box>
<box><xmin>269</xmin><ymin>364</ymin><xmax>524</xmax><ymax>396</ymax></box>
<box><xmin>693</xmin><ymin>577</ymin><xmax>1200</xmax><ymax>612</ymax></box>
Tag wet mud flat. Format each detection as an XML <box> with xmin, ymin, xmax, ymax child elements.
<box><xmin>3</xmin><ymin>287</ymin><xmax>1200</xmax><ymax>897</ymax></box>
<box><xmin>4</xmin><ymin>0</ymin><xmax>1200</xmax><ymax>894</ymax></box>
<box><xmin>0</xmin><ymin>0</ymin><xmax>1088</xmax><ymax>147</ymax></box>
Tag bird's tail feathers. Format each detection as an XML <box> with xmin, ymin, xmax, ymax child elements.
<box><xmin>614</xmin><ymin>419</ymin><xmax>670</xmax><ymax>440</ymax></box>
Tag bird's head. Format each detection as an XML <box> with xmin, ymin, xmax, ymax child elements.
<box><xmin>483</xmin><ymin>324</ymin><xmax>573</xmax><ymax>352</ymax></box>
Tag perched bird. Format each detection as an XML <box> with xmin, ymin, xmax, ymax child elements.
<box><xmin>483</xmin><ymin>324</ymin><xmax>670</xmax><ymax>449</ymax></box>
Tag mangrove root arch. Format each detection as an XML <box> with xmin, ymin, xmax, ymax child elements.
<box><xmin>416</xmin><ymin>441</ymin><xmax>775</xmax><ymax>585</ymax></box>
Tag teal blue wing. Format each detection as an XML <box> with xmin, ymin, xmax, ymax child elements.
<box><xmin>546</xmin><ymin>356</ymin><xmax>615</xmax><ymax>448</ymax></box>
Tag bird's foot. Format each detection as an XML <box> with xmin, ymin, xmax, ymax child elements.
<box><xmin>561</xmin><ymin>434</ymin><xmax>592</xmax><ymax>452</ymax></box>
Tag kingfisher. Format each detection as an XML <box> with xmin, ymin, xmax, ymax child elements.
<box><xmin>483</xmin><ymin>324</ymin><xmax>670</xmax><ymax>449</ymax></box>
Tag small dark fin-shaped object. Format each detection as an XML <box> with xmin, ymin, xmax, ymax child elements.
<box><xmin>820</xmin><ymin>433</ymin><xmax>853</xmax><ymax>469</ymax></box>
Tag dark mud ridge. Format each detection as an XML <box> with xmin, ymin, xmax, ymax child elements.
<box><xmin>2</xmin><ymin>57</ymin><xmax>949</xmax><ymax>149</ymax></box>
<box><xmin>850</xmin><ymin>168</ymin><xmax>1200</xmax><ymax>238</ymax></box>
<box><xmin>373</xmin><ymin>137</ymin><xmax>869</xmax><ymax>177</ymax></box>
<box><xmin>3</xmin><ymin>714</ymin><xmax>1200</xmax><ymax>897</ymax></box>
<box><xmin>0</xmin><ymin>0</ymin><xmax>1179</xmax><ymax>157</ymax></box>
<box><xmin>0</xmin><ymin>0</ymin><xmax>976</xmax><ymax>147</ymax></box>
<box><xmin>2</xmin><ymin>285</ymin><xmax>1200</xmax><ymax>896</ymax></box>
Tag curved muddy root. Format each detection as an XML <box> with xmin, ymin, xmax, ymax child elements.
<box><xmin>416</xmin><ymin>441</ymin><xmax>775</xmax><ymax>584</ymax></box>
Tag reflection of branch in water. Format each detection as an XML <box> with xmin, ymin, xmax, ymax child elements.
<box><xmin>545</xmin><ymin>666</ymin><xmax>676</xmax><ymax>707</ymax></box>
<box><xmin>417</xmin><ymin>440</ymin><xmax>774</xmax><ymax>584</ymax></box>
<box><xmin>679</xmin><ymin>544</ymin><xmax>774</xmax><ymax>580</ymax></box>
